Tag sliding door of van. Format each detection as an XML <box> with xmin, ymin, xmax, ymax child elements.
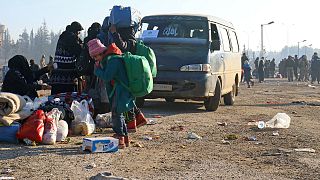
<box><xmin>218</xmin><ymin>26</ymin><xmax>232</xmax><ymax>93</ymax></box>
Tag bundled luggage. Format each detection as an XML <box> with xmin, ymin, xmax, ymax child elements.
<box><xmin>109</xmin><ymin>5</ymin><xmax>141</xmax><ymax>28</ymax></box>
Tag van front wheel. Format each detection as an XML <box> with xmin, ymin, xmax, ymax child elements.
<box><xmin>204</xmin><ymin>80</ymin><xmax>221</xmax><ymax>111</ymax></box>
<box><xmin>224</xmin><ymin>83</ymin><xmax>236</xmax><ymax>105</ymax></box>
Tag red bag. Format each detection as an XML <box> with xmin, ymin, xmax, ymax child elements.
<box><xmin>16</xmin><ymin>110</ymin><xmax>46</xmax><ymax>143</ymax></box>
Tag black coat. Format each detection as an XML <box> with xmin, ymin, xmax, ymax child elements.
<box><xmin>2</xmin><ymin>55</ymin><xmax>49</xmax><ymax>99</ymax></box>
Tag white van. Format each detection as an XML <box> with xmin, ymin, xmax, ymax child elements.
<box><xmin>139</xmin><ymin>14</ymin><xmax>241</xmax><ymax>111</ymax></box>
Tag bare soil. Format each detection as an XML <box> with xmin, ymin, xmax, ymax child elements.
<box><xmin>1</xmin><ymin>78</ymin><xmax>319</xmax><ymax>180</ymax></box>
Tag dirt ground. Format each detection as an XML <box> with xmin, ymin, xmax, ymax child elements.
<box><xmin>1</xmin><ymin>78</ymin><xmax>319</xmax><ymax>180</ymax></box>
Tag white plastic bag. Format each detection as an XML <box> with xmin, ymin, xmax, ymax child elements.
<box><xmin>57</xmin><ymin>120</ymin><xmax>68</xmax><ymax>142</ymax></box>
<box><xmin>95</xmin><ymin>113</ymin><xmax>112</xmax><ymax>128</ymax></box>
<box><xmin>266</xmin><ymin>113</ymin><xmax>291</xmax><ymax>128</ymax></box>
<box><xmin>42</xmin><ymin>108</ymin><xmax>62</xmax><ymax>145</ymax></box>
<box><xmin>71</xmin><ymin>100</ymin><xmax>95</xmax><ymax>135</ymax></box>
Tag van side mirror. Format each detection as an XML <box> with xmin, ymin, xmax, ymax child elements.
<box><xmin>210</xmin><ymin>40</ymin><xmax>220</xmax><ymax>51</ymax></box>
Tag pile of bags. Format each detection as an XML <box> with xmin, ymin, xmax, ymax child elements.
<box><xmin>0</xmin><ymin>92</ymin><xmax>96</xmax><ymax>145</ymax></box>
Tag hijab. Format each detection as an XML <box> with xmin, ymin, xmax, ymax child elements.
<box><xmin>8</xmin><ymin>55</ymin><xmax>33</xmax><ymax>83</ymax></box>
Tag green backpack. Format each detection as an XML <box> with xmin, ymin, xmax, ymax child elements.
<box><xmin>109</xmin><ymin>52</ymin><xmax>153</xmax><ymax>98</ymax></box>
<box><xmin>135</xmin><ymin>40</ymin><xmax>157</xmax><ymax>77</ymax></box>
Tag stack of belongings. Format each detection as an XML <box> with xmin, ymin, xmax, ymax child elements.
<box><xmin>0</xmin><ymin>92</ymin><xmax>34</xmax><ymax>143</ymax></box>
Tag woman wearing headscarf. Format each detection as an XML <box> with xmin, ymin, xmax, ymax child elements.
<box><xmin>2</xmin><ymin>55</ymin><xmax>51</xmax><ymax>99</ymax></box>
<box><xmin>50</xmin><ymin>21</ymin><xmax>84</xmax><ymax>94</ymax></box>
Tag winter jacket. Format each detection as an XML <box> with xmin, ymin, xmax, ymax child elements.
<box><xmin>94</xmin><ymin>45</ymin><xmax>134</xmax><ymax>113</ymax></box>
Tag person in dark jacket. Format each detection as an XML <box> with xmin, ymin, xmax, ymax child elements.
<box><xmin>50</xmin><ymin>21</ymin><xmax>84</xmax><ymax>95</ymax></box>
<box><xmin>29</xmin><ymin>59</ymin><xmax>40</xmax><ymax>71</ymax></box>
<box><xmin>311</xmin><ymin>52</ymin><xmax>320</xmax><ymax>84</ymax></box>
<box><xmin>286</xmin><ymin>55</ymin><xmax>295</xmax><ymax>82</ymax></box>
<box><xmin>2</xmin><ymin>55</ymin><xmax>51</xmax><ymax>99</ymax></box>
<box><xmin>109</xmin><ymin>23</ymin><xmax>148</xmax><ymax>132</ymax></box>
<box><xmin>258</xmin><ymin>58</ymin><xmax>265</xmax><ymax>83</ymax></box>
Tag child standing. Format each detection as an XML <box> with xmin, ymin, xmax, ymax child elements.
<box><xmin>88</xmin><ymin>39</ymin><xmax>135</xmax><ymax>148</ymax></box>
<box><xmin>243</xmin><ymin>60</ymin><xmax>254</xmax><ymax>88</ymax></box>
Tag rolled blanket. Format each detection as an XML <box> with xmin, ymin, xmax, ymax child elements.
<box><xmin>0</xmin><ymin>92</ymin><xmax>27</xmax><ymax>116</ymax></box>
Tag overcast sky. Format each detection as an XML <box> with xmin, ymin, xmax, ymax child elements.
<box><xmin>0</xmin><ymin>0</ymin><xmax>318</xmax><ymax>52</ymax></box>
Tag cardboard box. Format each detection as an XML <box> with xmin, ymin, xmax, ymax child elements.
<box><xmin>82</xmin><ymin>137</ymin><xmax>119</xmax><ymax>153</ymax></box>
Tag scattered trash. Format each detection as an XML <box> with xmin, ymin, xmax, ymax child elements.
<box><xmin>266</xmin><ymin>113</ymin><xmax>291</xmax><ymax>128</ymax></box>
<box><xmin>23</xmin><ymin>138</ymin><xmax>36</xmax><ymax>146</ymax></box>
<box><xmin>187</xmin><ymin>132</ymin><xmax>202</xmax><ymax>140</ymax></box>
<box><xmin>90</xmin><ymin>172</ymin><xmax>127</xmax><ymax>180</ymax></box>
<box><xmin>308</xmin><ymin>84</ymin><xmax>316</xmax><ymax>89</ymax></box>
<box><xmin>255</xmin><ymin>142</ymin><xmax>264</xmax><ymax>145</ymax></box>
<box><xmin>217</xmin><ymin>122</ymin><xmax>227</xmax><ymax>126</ymax></box>
<box><xmin>277</xmin><ymin>148</ymin><xmax>293</xmax><ymax>154</ymax></box>
<box><xmin>272</xmin><ymin>132</ymin><xmax>279</xmax><ymax>136</ymax></box>
<box><xmin>294</xmin><ymin>148</ymin><xmax>316</xmax><ymax>153</ymax></box>
<box><xmin>221</xmin><ymin>139</ymin><xmax>231</xmax><ymax>145</ymax></box>
<box><xmin>224</xmin><ymin>134</ymin><xmax>238</xmax><ymax>140</ymax></box>
<box><xmin>261</xmin><ymin>151</ymin><xmax>283</xmax><ymax>156</ymax></box>
<box><xmin>147</xmin><ymin>119</ymin><xmax>157</xmax><ymax>125</ymax></box>
<box><xmin>291</xmin><ymin>111</ymin><xmax>298</xmax><ymax>114</ymax></box>
<box><xmin>257</xmin><ymin>121</ymin><xmax>265</xmax><ymax>129</ymax></box>
<box><xmin>143</xmin><ymin>136</ymin><xmax>153</xmax><ymax>141</ymax></box>
<box><xmin>85</xmin><ymin>163</ymin><xmax>96</xmax><ymax>170</ymax></box>
<box><xmin>153</xmin><ymin>135</ymin><xmax>160</xmax><ymax>140</ymax></box>
<box><xmin>153</xmin><ymin>115</ymin><xmax>162</xmax><ymax>118</ymax></box>
<box><xmin>291</xmin><ymin>101</ymin><xmax>307</xmax><ymax>105</ymax></box>
<box><xmin>1</xmin><ymin>168</ymin><xmax>14</xmax><ymax>175</ymax></box>
<box><xmin>169</xmin><ymin>125</ymin><xmax>185</xmax><ymax>131</ymax></box>
<box><xmin>247</xmin><ymin>121</ymin><xmax>258</xmax><ymax>126</ymax></box>
<box><xmin>132</xmin><ymin>142</ymin><xmax>143</xmax><ymax>148</ymax></box>
<box><xmin>245</xmin><ymin>136</ymin><xmax>257</xmax><ymax>141</ymax></box>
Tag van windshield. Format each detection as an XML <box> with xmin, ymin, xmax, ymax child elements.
<box><xmin>140</xmin><ymin>19</ymin><xmax>208</xmax><ymax>39</ymax></box>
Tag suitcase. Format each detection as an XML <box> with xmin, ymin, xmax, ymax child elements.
<box><xmin>0</xmin><ymin>122</ymin><xmax>20</xmax><ymax>144</ymax></box>
<box><xmin>109</xmin><ymin>6</ymin><xmax>141</xmax><ymax>28</ymax></box>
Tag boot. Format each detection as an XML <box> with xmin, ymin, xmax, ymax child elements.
<box><xmin>136</xmin><ymin>112</ymin><xmax>147</xmax><ymax>128</ymax></box>
<box><xmin>113</xmin><ymin>134</ymin><xmax>125</xmax><ymax>149</ymax></box>
<box><xmin>124</xmin><ymin>136</ymin><xmax>130</xmax><ymax>147</ymax></box>
<box><xmin>127</xmin><ymin>119</ymin><xmax>137</xmax><ymax>133</ymax></box>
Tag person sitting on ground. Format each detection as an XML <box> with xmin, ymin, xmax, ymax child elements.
<box><xmin>88</xmin><ymin>39</ymin><xmax>134</xmax><ymax>149</ymax></box>
<box><xmin>2</xmin><ymin>55</ymin><xmax>52</xmax><ymax>99</ymax></box>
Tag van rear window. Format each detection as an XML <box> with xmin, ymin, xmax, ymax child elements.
<box><xmin>140</xmin><ymin>20</ymin><xmax>208</xmax><ymax>39</ymax></box>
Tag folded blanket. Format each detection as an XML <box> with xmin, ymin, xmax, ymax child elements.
<box><xmin>0</xmin><ymin>92</ymin><xmax>27</xmax><ymax>116</ymax></box>
<box><xmin>0</xmin><ymin>96</ymin><xmax>33</xmax><ymax>126</ymax></box>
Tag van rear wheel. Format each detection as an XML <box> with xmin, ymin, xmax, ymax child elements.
<box><xmin>204</xmin><ymin>80</ymin><xmax>221</xmax><ymax>111</ymax></box>
<box><xmin>224</xmin><ymin>83</ymin><xmax>236</xmax><ymax>105</ymax></box>
<box><xmin>135</xmin><ymin>98</ymin><xmax>145</xmax><ymax>108</ymax></box>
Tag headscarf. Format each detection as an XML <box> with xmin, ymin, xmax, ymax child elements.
<box><xmin>8</xmin><ymin>55</ymin><xmax>33</xmax><ymax>82</ymax></box>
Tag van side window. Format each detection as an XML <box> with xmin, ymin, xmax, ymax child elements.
<box><xmin>210</xmin><ymin>24</ymin><xmax>219</xmax><ymax>41</ymax></box>
<box><xmin>230</xmin><ymin>31</ymin><xmax>239</xmax><ymax>52</ymax></box>
<box><xmin>220</xmin><ymin>28</ymin><xmax>231</xmax><ymax>52</ymax></box>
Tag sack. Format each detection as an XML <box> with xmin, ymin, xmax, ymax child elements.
<box><xmin>95</xmin><ymin>113</ymin><xmax>112</xmax><ymax>128</ymax></box>
<box><xmin>42</xmin><ymin>108</ymin><xmax>62</xmax><ymax>145</ymax></box>
<box><xmin>135</xmin><ymin>40</ymin><xmax>157</xmax><ymax>77</ymax></box>
<box><xmin>57</xmin><ymin>120</ymin><xmax>68</xmax><ymax>142</ymax></box>
<box><xmin>76</xmin><ymin>48</ymin><xmax>95</xmax><ymax>76</ymax></box>
<box><xmin>71</xmin><ymin>100</ymin><xmax>95</xmax><ymax>135</ymax></box>
<box><xmin>0</xmin><ymin>122</ymin><xmax>20</xmax><ymax>144</ymax></box>
<box><xmin>110</xmin><ymin>52</ymin><xmax>153</xmax><ymax>97</ymax></box>
<box><xmin>16</xmin><ymin>110</ymin><xmax>46</xmax><ymax>143</ymax></box>
<box><xmin>109</xmin><ymin>5</ymin><xmax>141</xmax><ymax>28</ymax></box>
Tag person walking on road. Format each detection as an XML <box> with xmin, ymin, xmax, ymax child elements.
<box><xmin>286</xmin><ymin>55</ymin><xmax>295</xmax><ymax>82</ymax></box>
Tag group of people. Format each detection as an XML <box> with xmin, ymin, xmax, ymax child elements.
<box><xmin>278</xmin><ymin>53</ymin><xmax>320</xmax><ymax>83</ymax></box>
<box><xmin>1</xmin><ymin>15</ymin><xmax>148</xmax><ymax>148</ymax></box>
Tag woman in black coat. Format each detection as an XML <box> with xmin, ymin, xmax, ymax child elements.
<box><xmin>1</xmin><ymin>55</ymin><xmax>51</xmax><ymax>99</ymax></box>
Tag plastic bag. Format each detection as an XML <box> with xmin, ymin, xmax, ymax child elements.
<box><xmin>266</xmin><ymin>113</ymin><xmax>291</xmax><ymax>128</ymax></box>
<box><xmin>71</xmin><ymin>100</ymin><xmax>95</xmax><ymax>135</ymax></box>
<box><xmin>16</xmin><ymin>110</ymin><xmax>46</xmax><ymax>143</ymax></box>
<box><xmin>57</xmin><ymin>120</ymin><xmax>68</xmax><ymax>142</ymax></box>
<box><xmin>95</xmin><ymin>113</ymin><xmax>112</xmax><ymax>128</ymax></box>
<box><xmin>42</xmin><ymin>108</ymin><xmax>62</xmax><ymax>145</ymax></box>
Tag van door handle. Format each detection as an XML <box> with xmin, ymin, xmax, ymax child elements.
<box><xmin>220</xmin><ymin>55</ymin><xmax>224</xmax><ymax>59</ymax></box>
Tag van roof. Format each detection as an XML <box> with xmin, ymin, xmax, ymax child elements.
<box><xmin>142</xmin><ymin>14</ymin><xmax>234</xmax><ymax>29</ymax></box>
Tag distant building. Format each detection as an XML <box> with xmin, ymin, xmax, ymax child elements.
<box><xmin>0</xmin><ymin>24</ymin><xmax>5</xmax><ymax>47</ymax></box>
